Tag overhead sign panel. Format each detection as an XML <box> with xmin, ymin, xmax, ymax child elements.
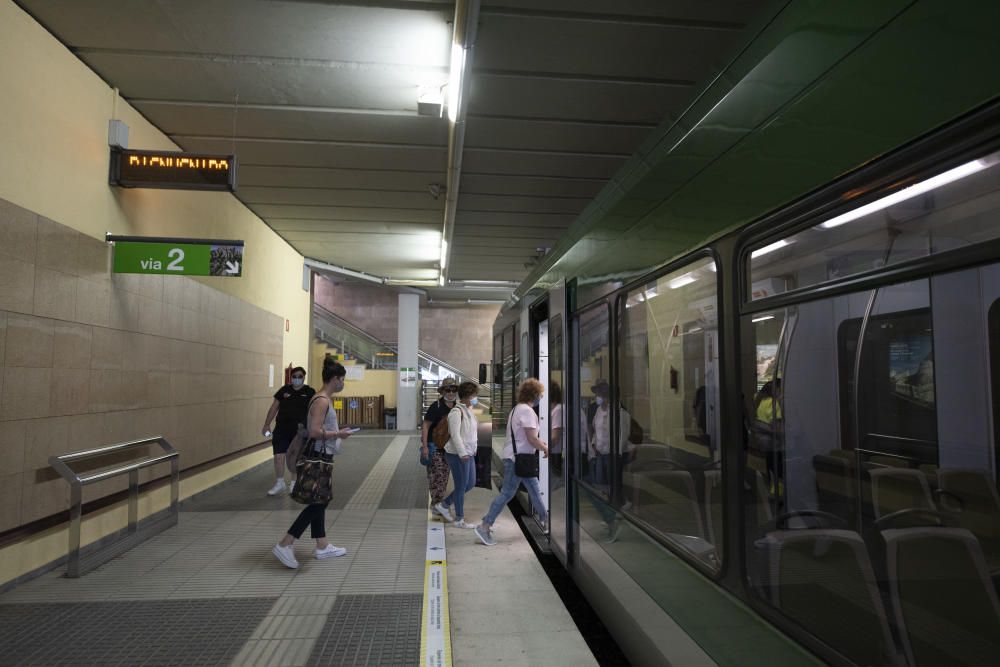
<box><xmin>109</xmin><ymin>149</ymin><xmax>237</xmax><ymax>191</ymax></box>
<box><xmin>108</xmin><ymin>235</ymin><xmax>244</xmax><ymax>277</ymax></box>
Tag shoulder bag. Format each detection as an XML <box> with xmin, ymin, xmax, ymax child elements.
<box><xmin>510</xmin><ymin>408</ymin><xmax>539</xmax><ymax>478</ymax></box>
<box><xmin>290</xmin><ymin>396</ymin><xmax>335</xmax><ymax>504</ymax></box>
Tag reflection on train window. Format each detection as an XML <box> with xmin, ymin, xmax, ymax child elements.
<box><xmin>576</xmin><ymin>304</ymin><xmax>610</xmax><ymax>499</ymax></box>
<box><xmin>618</xmin><ymin>259</ymin><xmax>721</xmax><ymax>570</ymax></box>
<box><xmin>837</xmin><ymin>308</ymin><xmax>938</xmax><ymax>464</ymax></box>
<box><xmin>748</xmin><ymin>148</ymin><xmax>1000</xmax><ymax>300</ymax></box>
<box><xmin>743</xmin><ymin>266</ymin><xmax>1000</xmax><ymax>665</ymax></box>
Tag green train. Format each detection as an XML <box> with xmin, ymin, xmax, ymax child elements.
<box><xmin>490</xmin><ymin>2</ymin><xmax>1000</xmax><ymax>665</ymax></box>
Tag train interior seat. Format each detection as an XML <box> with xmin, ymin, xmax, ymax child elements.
<box><xmin>813</xmin><ymin>454</ymin><xmax>856</xmax><ymax>526</ymax></box>
<box><xmin>631</xmin><ymin>469</ymin><xmax>705</xmax><ymax>540</ymax></box>
<box><xmin>868</xmin><ymin>468</ymin><xmax>937</xmax><ymax>524</ymax></box>
<box><xmin>757</xmin><ymin>528</ymin><xmax>899</xmax><ymax>666</ymax></box>
<box><xmin>938</xmin><ymin>469</ymin><xmax>1000</xmax><ymax>573</ymax></box>
<box><xmin>882</xmin><ymin>526</ymin><xmax>1000</xmax><ymax>666</ymax></box>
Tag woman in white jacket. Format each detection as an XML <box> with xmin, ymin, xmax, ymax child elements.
<box><xmin>438</xmin><ymin>381</ymin><xmax>480</xmax><ymax>528</ymax></box>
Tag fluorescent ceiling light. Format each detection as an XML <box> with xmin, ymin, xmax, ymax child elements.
<box><xmin>447</xmin><ymin>44</ymin><xmax>466</xmax><ymax>123</ymax></box>
<box><xmin>438</xmin><ymin>272</ymin><xmax>445</xmax><ymax>286</ymax></box>
<box><xmin>751</xmin><ymin>239</ymin><xmax>791</xmax><ymax>259</ymax></box>
<box><xmin>467</xmin><ymin>299</ymin><xmax>506</xmax><ymax>305</ymax></box>
<box><xmin>451</xmin><ymin>279</ymin><xmax>519</xmax><ymax>286</ymax></box>
<box><xmin>668</xmin><ymin>273</ymin><xmax>697</xmax><ymax>289</ymax></box>
<box><xmin>751</xmin><ymin>315</ymin><xmax>775</xmax><ymax>323</ymax></box>
<box><xmin>439</xmin><ymin>239</ymin><xmax>448</xmax><ymax>270</ymax></box>
<box><xmin>819</xmin><ymin>158</ymin><xmax>990</xmax><ymax>229</ymax></box>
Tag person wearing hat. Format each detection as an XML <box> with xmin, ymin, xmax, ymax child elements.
<box><xmin>421</xmin><ymin>377</ymin><xmax>458</xmax><ymax>521</ymax></box>
<box><xmin>261</xmin><ymin>366</ymin><xmax>315</xmax><ymax>495</ymax></box>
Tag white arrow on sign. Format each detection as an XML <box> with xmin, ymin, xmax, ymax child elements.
<box><xmin>225</xmin><ymin>261</ymin><xmax>240</xmax><ymax>275</ymax></box>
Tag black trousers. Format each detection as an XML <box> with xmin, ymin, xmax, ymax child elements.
<box><xmin>288</xmin><ymin>502</ymin><xmax>329</xmax><ymax>539</ymax></box>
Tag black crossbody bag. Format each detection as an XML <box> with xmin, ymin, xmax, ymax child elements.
<box><xmin>509</xmin><ymin>408</ymin><xmax>539</xmax><ymax>478</ymax></box>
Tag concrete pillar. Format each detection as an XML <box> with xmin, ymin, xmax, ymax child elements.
<box><xmin>397</xmin><ymin>293</ymin><xmax>420</xmax><ymax>429</ymax></box>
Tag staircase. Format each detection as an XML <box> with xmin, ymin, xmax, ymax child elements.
<box><xmin>312</xmin><ymin>304</ymin><xmax>494</xmax><ymax>412</ymax></box>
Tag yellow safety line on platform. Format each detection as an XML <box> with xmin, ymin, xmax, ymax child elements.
<box><xmin>420</xmin><ymin>505</ymin><xmax>452</xmax><ymax>667</ymax></box>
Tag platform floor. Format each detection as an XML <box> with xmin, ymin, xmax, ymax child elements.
<box><xmin>0</xmin><ymin>433</ymin><xmax>597</xmax><ymax>666</ymax></box>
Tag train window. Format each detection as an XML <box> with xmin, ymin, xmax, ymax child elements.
<box><xmin>618</xmin><ymin>258</ymin><xmax>721</xmax><ymax>570</ymax></box>
<box><xmin>743</xmin><ymin>264</ymin><xmax>1000</xmax><ymax>665</ymax></box>
<box><xmin>747</xmin><ymin>148</ymin><xmax>1000</xmax><ymax>300</ymax></box>
<box><xmin>576</xmin><ymin>303</ymin><xmax>611</xmax><ymax>500</ymax></box>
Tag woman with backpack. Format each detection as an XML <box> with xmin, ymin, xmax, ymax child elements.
<box><xmin>272</xmin><ymin>359</ymin><xmax>353</xmax><ymax>569</ymax></box>
<box><xmin>421</xmin><ymin>377</ymin><xmax>458</xmax><ymax>521</ymax></box>
<box><xmin>437</xmin><ymin>381</ymin><xmax>480</xmax><ymax>528</ymax></box>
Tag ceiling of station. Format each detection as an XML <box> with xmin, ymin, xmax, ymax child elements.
<box><xmin>18</xmin><ymin>0</ymin><xmax>771</xmax><ymax>300</ymax></box>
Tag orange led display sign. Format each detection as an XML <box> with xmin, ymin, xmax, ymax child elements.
<box><xmin>110</xmin><ymin>148</ymin><xmax>237</xmax><ymax>191</ymax></box>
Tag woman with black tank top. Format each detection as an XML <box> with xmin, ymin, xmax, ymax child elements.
<box><xmin>272</xmin><ymin>359</ymin><xmax>354</xmax><ymax>569</ymax></box>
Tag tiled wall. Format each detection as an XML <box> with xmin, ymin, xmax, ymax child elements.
<box><xmin>0</xmin><ymin>198</ymin><xmax>283</xmax><ymax>533</ymax></box>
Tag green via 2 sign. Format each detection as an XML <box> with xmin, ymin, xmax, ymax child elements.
<box><xmin>108</xmin><ymin>235</ymin><xmax>244</xmax><ymax>277</ymax></box>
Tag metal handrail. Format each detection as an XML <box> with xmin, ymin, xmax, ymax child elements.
<box><xmin>49</xmin><ymin>437</ymin><xmax>179</xmax><ymax>577</ymax></box>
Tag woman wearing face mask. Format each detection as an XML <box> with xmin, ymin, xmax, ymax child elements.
<box><xmin>438</xmin><ymin>382</ymin><xmax>480</xmax><ymax>528</ymax></box>
<box><xmin>261</xmin><ymin>366</ymin><xmax>315</xmax><ymax>495</ymax></box>
<box><xmin>422</xmin><ymin>377</ymin><xmax>458</xmax><ymax>521</ymax></box>
<box><xmin>474</xmin><ymin>378</ymin><xmax>548</xmax><ymax>546</ymax></box>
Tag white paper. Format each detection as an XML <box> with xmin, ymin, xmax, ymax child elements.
<box><xmin>268</xmin><ymin>364</ymin><xmax>274</xmax><ymax>388</ymax></box>
<box><xmin>346</xmin><ymin>365</ymin><xmax>365</xmax><ymax>381</ymax></box>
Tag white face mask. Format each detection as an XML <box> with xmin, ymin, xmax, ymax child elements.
<box><xmin>469</xmin><ymin>397</ymin><xmax>479</xmax><ymax>406</ymax></box>
<box><xmin>595</xmin><ymin>396</ymin><xmax>605</xmax><ymax>406</ymax></box>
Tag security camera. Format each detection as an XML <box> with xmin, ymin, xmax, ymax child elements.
<box><xmin>428</xmin><ymin>183</ymin><xmax>446</xmax><ymax>199</ymax></box>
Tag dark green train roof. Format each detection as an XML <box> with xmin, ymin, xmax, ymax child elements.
<box><xmin>508</xmin><ymin>0</ymin><xmax>1000</xmax><ymax>309</ymax></box>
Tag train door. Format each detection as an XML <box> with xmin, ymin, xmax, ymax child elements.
<box><xmin>548</xmin><ymin>282</ymin><xmax>569</xmax><ymax>563</ymax></box>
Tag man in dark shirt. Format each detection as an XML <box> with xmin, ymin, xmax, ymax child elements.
<box><xmin>261</xmin><ymin>366</ymin><xmax>316</xmax><ymax>495</ymax></box>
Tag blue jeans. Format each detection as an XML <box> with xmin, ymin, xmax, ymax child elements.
<box><xmin>443</xmin><ymin>453</ymin><xmax>476</xmax><ymax>520</ymax></box>
<box><xmin>482</xmin><ymin>459</ymin><xmax>548</xmax><ymax>526</ymax></box>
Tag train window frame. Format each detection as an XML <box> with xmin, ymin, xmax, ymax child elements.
<box><xmin>732</xmin><ymin>114</ymin><xmax>1000</xmax><ymax>666</ymax></box>
<box><xmin>610</xmin><ymin>248</ymin><xmax>726</xmax><ymax>578</ymax></box>
<box><xmin>574</xmin><ymin>300</ymin><xmax>613</xmax><ymax>503</ymax></box>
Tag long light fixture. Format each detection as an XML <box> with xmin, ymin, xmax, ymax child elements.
<box><xmin>447</xmin><ymin>43</ymin><xmax>466</xmax><ymax>123</ymax></box>
<box><xmin>751</xmin><ymin>314</ymin><xmax>775</xmax><ymax>323</ymax></box>
<box><xmin>439</xmin><ymin>238</ymin><xmax>448</xmax><ymax>270</ymax></box>
<box><xmin>819</xmin><ymin>158</ymin><xmax>990</xmax><ymax>229</ymax></box>
<box><xmin>450</xmin><ymin>279</ymin><xmax>519</xmax><ymax>287</ymax></box>
<box><xmin>303</xmin><ymin>258</ymin><xmax>384</xmax><ymax>285</ymax></box>
<box><xmin>668</xmin><ymin>273</ymin><xmax>697</xmax><ymax>289</ymax></box>
<box><xmin>751</xmin><ymin>239</ymin><xmax>791</xmax><ymax>259</ymax></box>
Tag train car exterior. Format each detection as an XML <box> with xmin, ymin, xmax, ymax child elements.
<box><xmin>490</xmin><ymin>2</ymin><xmax>1000</xmax><ymax>665</ymax></box>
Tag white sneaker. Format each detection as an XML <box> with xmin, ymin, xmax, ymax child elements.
<box><xmin>267</xmin><ymin>479</ymin><xmax>287</xmax><ymax>496</ymax></box>
<box><xmin>272</xmin><ymin>543</ymin><xmax>299</xmax><ymax>569</ymax></box>
<box><xmin>315</xmin><ymin>545</ymin><xmax>347</xmax><ymax>559</ymax></box>
<box><xmin>433</xmin><ymin>503</ymin><xmax>454</xmax><ymax>522</ymax></box>
<box><xmin>452</xmin><ymin>519</ymin><xmax>477</xmax><ymax>529</ymax></box>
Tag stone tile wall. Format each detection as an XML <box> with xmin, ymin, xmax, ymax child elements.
<box><xmin>0</xmin><ymin>198</ymin><xmax>283</xmax><ymax>533</ymax></box>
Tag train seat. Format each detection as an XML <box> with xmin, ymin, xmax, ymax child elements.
<box><xmin>632</xmin><ymin>469</ymin><xmax>705</xmax><ymax>540</ymax></box>
<box><xmin>758</xmin><ymin>528</ymin><xmax>898</xmax><ymax>666</ymax></box>
<box><xmin>869</xmin><ymin>468</ymin><xmax>936</xmax><ymax>523</ymax></box>
<box><xmin>813</xmin><ymin>454</ymin><xmax>855</xmax><ymax>525</ymax></box>
<box><xmin>882</xmin><ymin>526</ymin><xmax>1000</xmax><ymax>666</ymax></box>
<box><xmin>938</xmin><ymin>469</ymin><xmax>1000</xmax><ymax>572</ymax></box>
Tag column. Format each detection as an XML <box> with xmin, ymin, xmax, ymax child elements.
<box><xmin>397</xmin><ymin>293</ymin><xmax>420</xmax><ymax>429</ymax></box>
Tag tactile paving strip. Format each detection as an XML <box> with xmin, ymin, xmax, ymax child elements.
<box><xmin>307</xmin><ymin>594</ymin><xmax>422</xmax><ymax>666</ymax></box>
<box><xmin>378</xmin><ymin>438</ymin><xmax>430</xmax><ymax>510</ymax></box>
<box><xmin>180</xmin><ymin>437</ymin><xmax>390</xmax><ymax>512</ymax></box>
<box><xmin>0</xmin><ymin>597</ymin><xmax>275</xmax><ymax>666</ymax></box>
